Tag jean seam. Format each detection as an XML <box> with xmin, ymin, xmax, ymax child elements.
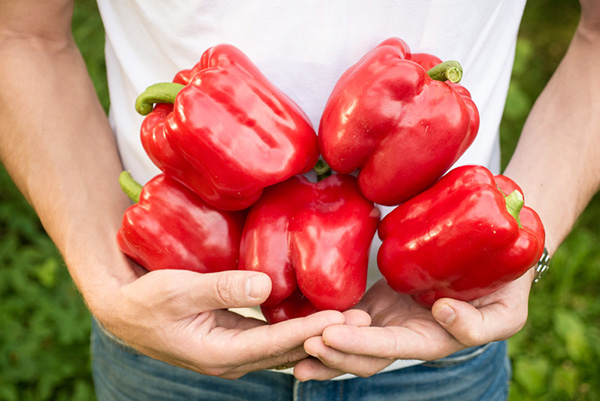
<box><xmin>293</xmin><ymin>378</ymin><xmax>301</xmax><ymax>401</ymax></box>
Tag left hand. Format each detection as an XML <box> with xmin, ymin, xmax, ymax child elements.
<box><xmin>293</xmin><ymin>270</ymin><xmax>534</xmax><ymax>381</ymax></box>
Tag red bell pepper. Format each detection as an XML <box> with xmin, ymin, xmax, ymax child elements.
<box><xmin>318</xmin><ymin>37</ymin><xmax>480</xmax><ymax>206</ymax></box>
<box><xmin>260</xmin><ymin>289</ymin><xmax>319</xmax><ymax>325</ymax></box>
<box><xmin>117</xmin><ymin>171</ymin><xmax>245</xmax><ymax>273</ymax></box>
<box><xmin>377</xmin><ymin>165</ymin><xmax>545</xmax><ymax>307</ymax></box>
<box><xmin>135</xmin><ymin>44</ymin><xmax>319</xmax><ymax>211</ymax></box>
<box><xmin>239</xmin><ymin>173</ymin><xmax>380</xmax><ymax>323</ymax></box>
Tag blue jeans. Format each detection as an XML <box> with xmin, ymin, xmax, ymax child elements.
<box><xmin>91</xmin><ymin>319</ymin><xmax>510</xmax><ymax>401</ymax></box>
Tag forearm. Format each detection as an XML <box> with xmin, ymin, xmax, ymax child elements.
<box><xmin>504</xmin><ymin>16</ymin><xmax>600</xmax><ymax>257</ymax></box>
<box><xmin>0</xmin><ymin>14</ymin><xmax>136</xmax><ymax>318</ymax></box>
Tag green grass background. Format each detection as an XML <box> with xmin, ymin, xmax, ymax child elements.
<box><xmin>0</xmin><ymin>0</ymin><xmax>597</xmax><ymax>400</ymax></box>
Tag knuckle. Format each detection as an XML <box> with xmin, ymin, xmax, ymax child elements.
<box><xmin>252</xmin><ymin>341</ymin><xmax>296</xmax><ymax>364</ymax></box>
<box><xmin>200</xmin><ymin>364</ymin><xmax>245</xmax><ymax>380</ymax></box>
<box><xmin>354</xmin><ymin>369</ymin><xmax>377</xmax><ymax>378</ymax></box>
<box><xmin>460</xmin><ymin>328</ymin><xmax>483</xmax><ymax>347</ymax></box>
<box><xmin>221</xmin><ymin>372</ymin><xmax>244</xmax><ymax>380</ymax></box>
<box><xmin>283</xmin><ymin>349</ymin><xmax>306</xmax><ymax>366</ymax></box>
<box><xmin>215</xmin><ymin>273</ymin><xmax>237</xmax><ymax>306</ymax></box>
<box><xmin>202</xmin><ymin>365</ymin><xmax>229</xmax><ymax>377</ymax></box>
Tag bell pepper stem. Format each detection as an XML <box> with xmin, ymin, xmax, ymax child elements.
<box><xmin>504</xmin><ymin>190</ymin><xmax>524</xmax><ymax>228</ymax></box>
<box><xmin>427</xmin><ymin>61</ymin><xmax>463</xmax><ymax>83</ymax></box>
<box><xmin>135</xmin><ymin>82</ymin><xmax>186</xmax><ymax>115</ymax></box>
<box><xmin>119</xmin><ymin>171</ymin><xmax>143</xmax><ymax>203</ymax></box>
<box><xmin>314</xmin><ymin>159</ymin><xmax>332</xmax><ymax>181</ymax></box>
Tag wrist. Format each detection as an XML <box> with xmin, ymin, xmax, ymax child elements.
<box><xmin>63</xmin><ymin>226</ymin><xmax>143</xmax><ymax>323</ymax></box>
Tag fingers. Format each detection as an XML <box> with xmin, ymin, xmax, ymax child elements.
<box><xmin>432</xmin><ymin>275</ymin><xmax>532</xmax><ymax>347</ymax></box>
<box><xmin>294</xmin><ymin>357</ymin><xmax>345</xmax><ymax>381</ymax></box>
<box><xmin>291</xmin><ymin>308</ymin><xmax>374</xmax><ymax>380</ymax></box>
<box><xmin>192</xmin><ymin>270</ymin><xmax>272</xmax><ymax>310</ymax></box>
<box><xmin>319</xmin><ymin>298</ymin><xmax>524</xmax><ymax>363</ymax></box>
<box><xmin>123</xmin><ymin>269</ymin><xmax>273</xmax><ymax>318</ymax></box>
<box><xmin>203</xmin><ymin>344</ymin><xmax>312</xmax><ymax>379</ymax></box>
<box><xmin>296</xmin><ymin>336</ymin><xmax>393</xmax><ymax>380</ymax></box>
<box><xmin>322</xmin><ymin>323</ymin><xmax>463</xmax><ymax>361</ymax></box>
<box><xmin>203</xmin><ymin>299</ymin><xmax>369</xmax><ymax>373</ymax></box>
<box><xmin>342</xmin><ymin>308</ymin><xmax>372</xmax><ymax>327</ymax></box>
<box><xmin>294</xmin><ymin>277</ymin><xmax>532</xmax><ymax>381</ymax></box>
<box><xmin>206</xmin><ymin>310</ymin><xmax>346</xmax><ymax>370</ymax></box>
<box><xmin>114</xmin><ymin>270</ymin><xmax>352</xmax><ymax>379</ymax></box>
<box><xmin>432</xmin><ymin>297</ymin><xmax>528</xmax><ymax>347</ymax></box>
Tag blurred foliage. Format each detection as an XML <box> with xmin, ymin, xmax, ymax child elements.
<box><xmin>0</xmin><ymin>0</ymin><xmax>597</xmax><ymax>400</ymax></box>
<box><xmin>499</xmin><ymin>0</ymin><xmax>581</xmax><ymax>166</ymax></box>
<box><xmin>72</xmin><ymin>0</ymin><xmax>110</xmax><ymax>113</ymax></box>
<box><xmin>0</xmin><ymin>168</ymin><xmax>95</xmax><ymax>401</ymax></box>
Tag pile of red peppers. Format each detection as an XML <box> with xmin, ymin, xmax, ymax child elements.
<box><xmin>117</xmin><ymin>39</ymin><xmax>545</xmax><ymax>322</ymax></box>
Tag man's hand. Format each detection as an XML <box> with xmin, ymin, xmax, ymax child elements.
<box><xmin>294</xmin><ymin>271</ymin><xmax>533</xmax><ymax>381</ymax></box>
<box><xmin>97</xmin><ymin>267</ymin><xmax>347</xmax><ymax>380</ymax></box>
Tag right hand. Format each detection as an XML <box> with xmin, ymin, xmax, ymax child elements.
<box><xmin>294</xmin><ymin>274</ymin><xmax>533</xmax><ymax>380</ymax></box>
<box><xmin>96</xmin><ymin>265</ymin><xmax>346</xmax><ymax>379</ymax></box>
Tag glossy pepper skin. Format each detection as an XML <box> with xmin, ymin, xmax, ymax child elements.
<box><xmin>239</xmin><ymin>174</ymin><xmax>380</xmax><ymax>323</ymax></box>
<box><xmin>377</xmin><ymin>165</ymin><xmax>545</xmax><ymax>307</ymax></box>
<box><xmin>116</xmin><ymin>172</ymin><xmax>246</xmax><ymax>273</ymax></box>
<box><xmin>136</xmin><ymin>44</ymin><xmax>319</xmax><ymax>211</ymax></box>
<box><xmin>260</xmin><ymin>289</ymin><xmax>319</xmax><ymax>325</ymax></box>
<box><xmin>319</xmin><ymin>38</ymin><xmax>480</xmax><ymax>206</ymax></box>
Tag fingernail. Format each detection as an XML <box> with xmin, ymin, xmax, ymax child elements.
<box><xmin>305</xmin><ymin>348</ymin><xmax>318</xmax><ymax>358</ymax></box>
<box><xmin>434</xmin><ymin>304</ymin><xmax>456</xmax><ymax>325</ymax></box>
<box><xmin>245</xmin><ymin>274</ymin><xmax>266</xmax><ymax>299</ymax></box>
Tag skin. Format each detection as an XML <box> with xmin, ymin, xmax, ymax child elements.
<box><xmin>0</xmin><ymin>0</ymin><xmax>356</xmax><ymax>379</ymax></box>
<box><xmin>294</xmin><ymin>0</ymin><xmax>600</xmax><ymax>380</ymax></box>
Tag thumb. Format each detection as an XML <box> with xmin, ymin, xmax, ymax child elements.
<box><xmin>193</xmin><ymin>270</ymin><xmax>272</xmax><ymax>310</ymax></box>
<box><xmin>431</xmin><ymin>298</ymin><xmax>518</xmax><ymax>347</ymax></box>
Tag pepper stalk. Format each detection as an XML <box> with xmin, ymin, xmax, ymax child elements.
<box><xmin>313</xmin><ymin>159</ymin><xmax>332</xmax><ymax>181</ymax></box>
<box><xmin>135</xmin><ymin>83</ymin><xmax>185</xmax><ymax>115</ymax></box>
<box><xmin>119</xmin><ymin>171</ymin><xmax>143</xmax><ymax>203</ymax></box>
<box><xmin>427</xmin><ymin>61</ymin><xmax>463</xmax><ymax>83</ymax></box>
<box><xmin>504</xmin><ymin>190</ymin><xmax>524</xmax><ymax>228</ymax></box>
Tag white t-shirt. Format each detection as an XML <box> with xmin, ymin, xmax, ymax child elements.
<box><xmin>97</xmin><ymin>0</ymin><xmax>526</xmax><ymax>374</ymax></box>
<box><xmin>98</xmin><ymin>0</ymin><xmax>526</xmax><ymax>181</ymax></box>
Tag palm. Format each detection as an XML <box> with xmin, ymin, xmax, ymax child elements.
<box><xmin>294</xmin><ymin>274</ymin><xmax>533</xmax><ymax>380</ymax></box>
<box><xmin>341</xmin><ymin>279</ymin><xmax>465</xmax><ymax>360</ymax></box>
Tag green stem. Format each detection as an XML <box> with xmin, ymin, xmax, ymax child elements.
<box><xmin>504</xmin><ymin>190</ymin><xmax>524</xmax><ymax>228</ymax></box>
<box><xmin>314</xmin><ymin>159</ymin><xmax>332</xmax><ymax>181</ymax></box>
<box><xmin>427</xmin><ymin>60</ymin><xmax>463</xmax><ymax>83</ymax></box>
<box><xmin>119</xmin><ymin>171</ymin><xmax>143</xmax><ymax>203</ymax></box>
<box><xmin>135</xmin><ymin>82</ymin><xmax>185</xmax><ymax>115</ymax></box>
